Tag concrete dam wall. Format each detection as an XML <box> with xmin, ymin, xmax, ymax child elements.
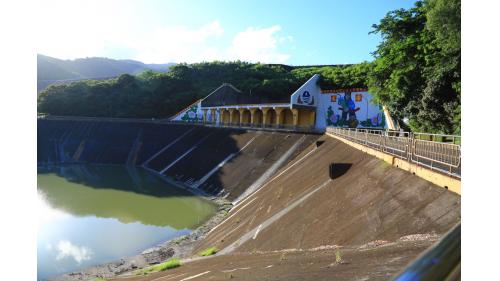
<box><xmin>110</xmin><ymin>134</ymin><xmax>460</xmax><ymax>281</ymax></box>
<box><xmin>38</xmin><ymin>119</ymin><xmax>320</xmax><ymax>199</ymax></box>
<box><xmin>195</xmin><ymin>135</ymin><xmax>460</xmax><ymax>254</ymax></box>
<box><xmin>39</xmin><ymin>119</ymin><xmax>460</xmax><ymax>280</ymax></box>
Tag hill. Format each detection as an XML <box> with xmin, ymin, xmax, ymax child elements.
<box><xmin>37</xmin><ymin>54</ymin><xmax>175</xmax><ymax>92</ymax></box>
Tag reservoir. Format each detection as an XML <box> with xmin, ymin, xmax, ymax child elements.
<box><xmin>37</xmin><ymin>164</ymin><xmax>217</xmax><ymax>280</ymax></box>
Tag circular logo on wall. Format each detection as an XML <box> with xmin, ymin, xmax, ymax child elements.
<box><xmin>302</xmin><ymin>91</ymin><xmax>311</xmax><ymax>103</ymax></box>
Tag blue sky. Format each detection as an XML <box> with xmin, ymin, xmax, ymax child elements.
<box><xmin>38</xmin><ymin>0</ymin><xmax>416</xmax><ymax>65</ymax></box>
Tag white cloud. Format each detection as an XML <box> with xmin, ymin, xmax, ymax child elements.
<box><xmin>131</xmin><ymin>20</ymin><xmax>224</xmax><ymax>63</ymax></box>
<box><xmin>38</xmin><ymin>192</ymin><xmax>69</xmax><ymax>231</ymax></box>
<box><xmin>227</xmin><ymin>25</ymin><xmax>292</xmax><ymax>63</ymax></box>
<box><xmin>132</xmin><ymin>23</ymin><xmax>292</xmax><ymax>64</ymax></box>
<box><xmin>56</xmin><ymin>240</ymin><xmax>93</xmax><ymax>263</ymax></box>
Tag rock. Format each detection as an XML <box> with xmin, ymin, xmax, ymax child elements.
<box><xmin>142</xmin><ymin>247</ymin><xmax>175</xmax><ymax>264</ymax></box>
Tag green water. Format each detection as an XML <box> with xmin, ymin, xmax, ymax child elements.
<box><xmin>37</xmin><ymin>164</ymin><xmax>217</xmax><ymax>280</ymax></box>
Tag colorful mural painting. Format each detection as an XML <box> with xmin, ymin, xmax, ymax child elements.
<box><xmin>171</xmin><ymin>101</ymin><xmax>204</xmax><ymax>122</ymax></box>
<box><xmin>316</xmin><ymin>90</ymin><xmax>386</xmax><ymax>130</ymax></box>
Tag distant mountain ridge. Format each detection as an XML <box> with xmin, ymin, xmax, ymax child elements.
<box><xmin>37</xmin><ymin>54</ymin><xmax>175</xmax><ymax>92</ymax></box>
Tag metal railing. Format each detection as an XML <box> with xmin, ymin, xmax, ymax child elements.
<box><xmin>326</xmin><ymin>127</ymin><xmax>461</xmax><ymax>178</ymax></box>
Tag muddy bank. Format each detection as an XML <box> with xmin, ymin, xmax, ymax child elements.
<box><xmin>47</xmin><ymin>197</ymin><xmax>232</xmax><ymax>281</ymax></box>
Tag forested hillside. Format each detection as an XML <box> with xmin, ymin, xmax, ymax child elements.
<box><xmin>37</xmin><ymin>0</ymin><xmax>460</xmax><ymax>134</ymax></box>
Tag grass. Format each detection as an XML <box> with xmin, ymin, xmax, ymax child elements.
<box><xmin>199</xmin><ymin>246</ymin><xmax>218</xmax><ymax>257</ymax></box>
<box><xmin>335</xmin><ymin>250</ymin><xmax>343</xmax><ymax>264</ymax></box>
<box><xmin>135</xmin><ymin>258</ymin><xmax>181</xmax><ymax>275</ymax></box>
<box><xmin>94</xmin><ymin>278</ymin><xmax>106</xmax><ymax>281</ymax></box>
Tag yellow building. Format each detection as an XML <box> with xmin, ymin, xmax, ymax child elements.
<box><xmin>171</xmin><ymin>82</ymin><xmax>316</xmax><ymax>130</ymax></box>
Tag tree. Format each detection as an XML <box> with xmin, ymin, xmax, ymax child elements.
<box><xmin>368</xmin><ymin>0</ymin><xmax>460</xmax><ymax>134</ymax></box>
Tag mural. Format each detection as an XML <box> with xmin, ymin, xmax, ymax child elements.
<box><xmin>170</xmin><ymin>101</ymin><xmax>204</xmax><ymax>122</ymax></box>
<box><xmin>215</xmin><ymin>108</ymin><xmax>221</xmax><ymax>124</ymax></box>
<box><xmin>317</xmin><ymin>90</ymin><xmax>386</xmax><ymax>130</ymax></box>
<box><xmin>206</xmin><ymin>109</ymin><xmax>213</xmax><ymax>122</ymax></box>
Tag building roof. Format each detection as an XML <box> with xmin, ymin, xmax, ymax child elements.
<box><xmin>201</xmin><ymin>83</ymin><xmax>289</xmax><ymax>107</ymax></box>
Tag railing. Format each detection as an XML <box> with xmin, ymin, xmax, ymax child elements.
<box><xmin>326</xmin><ymin>127</ymin><xmax>461</xmax><ymax>178</ymax></box>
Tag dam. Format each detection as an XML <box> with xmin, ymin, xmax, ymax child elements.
<box><xmin>37</xmin><ymin>114</ymin><xmax>460</xmax><ymax>281</ymax></box>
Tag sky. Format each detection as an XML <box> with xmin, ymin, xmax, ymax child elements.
<box><xmin>37</xmin><ymin>0</ymin><xmax>417</xmax><ymax>65</ymax></box>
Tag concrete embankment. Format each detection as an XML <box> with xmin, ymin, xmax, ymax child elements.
<box><xmin>118</xmin><ymin>135</ymin><xmax>460</xmax><ymax>281</ymax></box>
<box><xmin>38</xmin><ymin>119</ymin><xmax>320</xmax><ymax>198</ymax></box>
<box><xmin>39</xmin><ymin>119</ymin><xmax>460</xmax><ymax>280</ymax></box>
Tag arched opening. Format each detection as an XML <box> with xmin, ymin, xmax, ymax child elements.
<box><xmin>241</xmin><ymin>109</ymin><xmax>251</xmax><ymax>126</ymax></box>
<box><xmin>221</xmin><ymin>109</ymin><xmax>230</xmax><ymax>125</ymax></box>
<box><xmin>264</xmin><ymin>109</ymin><xmax>276</xmax><ymax>127</ymax></box>
<box><xmin>253</xmin><ymin>109</ymin><xmax>263</xmax><ymax>127</ymax></box>
<box><xmin>231</xmin><ymin>110</ymin><xmax>240</xmax><ymax>125</ymax></box>
<box><xmin>282</xmin><ymin>108</ymin><xmax>294</xmax><ymax>127</ymax></box>
<box><xmin>297</xmin><ymin>109</ymin><xmax>314</xmax><ymax>127</ymax></box>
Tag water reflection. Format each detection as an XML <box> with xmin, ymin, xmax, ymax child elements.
<box><xmin>38</xmin><ymin>164</ymin><xmax>216</xmax><ymax>227</ymax></box>
<box><xmin>37</xmin><ymin>164</ymin><xmax>217</xmax><ymax>280</ymax></box>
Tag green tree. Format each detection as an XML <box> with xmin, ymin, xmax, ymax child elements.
<box><xmin>368</xmin><ymin>0</ymin><xmax>460</xmax><ymax>134</ymax></box>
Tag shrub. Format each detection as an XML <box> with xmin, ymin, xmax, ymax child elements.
<box><xmin>136</xmin><ymin>258</ymin><xmax>181</xmax><ymax>275</ymax></box>
<box><xmin>199</xmin><ymin>247</ymin><xmax>218</xmax><ymax>257</ymax></box>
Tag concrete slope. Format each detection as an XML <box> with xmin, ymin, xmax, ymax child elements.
<box><xmin>117</xmin><ymin>239</ymin><xmax>438</xmax><ymax>281</ymax></box>
<box><xmin>38</xmin><ymin>119</ymin><xmax>320</xmax><ymax>198</ymax></box>
<box><xmin>194</xmin><ymin>135</ymin><xmax>460</xmax><ymax>255</ymax></box>
<box><xmin>116</xmin><ymin>135</ymin><xmax>460</xmax><ymax>281</ymax></box>
<box><xmin>195</xmin><ymin>132</ymin><xmax>319</xmax><ymax>199</ymax></box>
<box><xmin>145</xmin><ymin>126</ymin><xmax>213</xmax><ymax>171</ymax></box>
<box><xmin>163</xmin><ymin>128</ymin><xmax>258</xmax><ymax>184</ymax></box>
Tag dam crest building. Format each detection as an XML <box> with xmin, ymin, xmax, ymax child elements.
<box><xmin>171</xmin><ymin>74</ymin><xmax>397</xmax><ymax>131</ymax></box>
